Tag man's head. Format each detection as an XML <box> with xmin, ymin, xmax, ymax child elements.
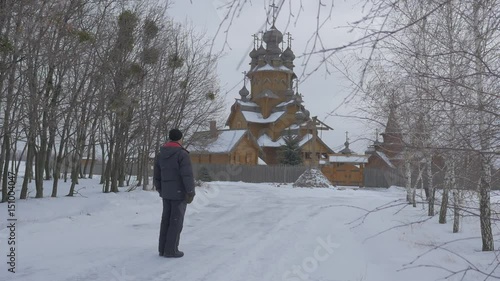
<box><xmin>168</xmin><ymin>129</ymin><xmax>183</xmax><ymax>142</ymax></box>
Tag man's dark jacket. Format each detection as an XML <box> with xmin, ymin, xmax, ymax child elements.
<box><xmin>154</xmin><ymin>142</ymin><xmax>195</xmax><ymax>200</ymax></box>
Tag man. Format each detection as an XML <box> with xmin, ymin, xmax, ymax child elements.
<box><xmin>154</xmin><ymin>129</ymin><xmax>195</xmax><ymax>258</ymax></box>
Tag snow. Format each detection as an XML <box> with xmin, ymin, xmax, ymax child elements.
<box><xmin>257</xmin><ymin>133</ymin><xmax>315</xmax><ymax>148</ymax></box>
<box><xmin>1</xmin><ymin>178</ymin><xmax>499</xmax><ymax>281</ymax></box>
<box><xmin>285</xmin><ymin>123</ymin><xmax>302</xmax><ymax>130</ymax></box>
<box><xmin>329</xmin><ymin>155</ymin><xmax>369</xmax><ymax>163</ymax></box>
<box><xmin>293</xmin><ymin>168</ymin><xmax>331</xmax><ymax>188</ymax></box>
<box><xmin>298</xmin><ymin>134</ymin><xmax>313</xmax><ymax>147</ymax></box>
<box><xmin>276</xmin><ymin>100</ymin><xmax>296</xmax><ymax>108</ymax></box>
<box><xmin>375</xmin><ymin>150</ymin><xmax>396</xmax><ymax>168</ymax></box>
<box><xmin>241</xmin><ymin>110</ymin><xmax>285</xmax><ymax>123</ymax></box>
<box><xmin>257</xmin><ymin>134</ymin><xmax>286</xmax><ymax>147</ymax></box>
<box><xmin>252</xmin><ymin>63</ymin><xmax>294</xmax><ymax>73</ymax></box>
<box><xmin>236</xmin><ymin>100</ymin><xmax>259</xmax><ymax>107</ymax></box>
<box><xmin>189</xmin><ymin>130</ymin><xmax>246</xmax><ymax>153</ymax></box>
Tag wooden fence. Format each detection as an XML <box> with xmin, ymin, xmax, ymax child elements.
<box><xmin>83</xmin><ymin>163</ymin><xmax>406</xmax><ymax>187</ymax></box>
<box><xmin>192</xmin><ymin>164</ymin><xmax>308</xmax><ymax>183</ymax></box>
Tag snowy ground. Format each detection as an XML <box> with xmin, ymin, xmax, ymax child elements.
<box><xmin>1</xmin><ymin>178</ymin><xmax>500</xmax><ymax>281</ymax></box>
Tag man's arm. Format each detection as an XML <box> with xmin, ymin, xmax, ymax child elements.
<box><xmin>179</xmin><ymin>151</ymin><xmax>195</xmax><ymax>195</ymax></box>
<box><xmin>153</xmin><ymin>155</ymin><xmax>161</xmax><ymax>194</ymax></box>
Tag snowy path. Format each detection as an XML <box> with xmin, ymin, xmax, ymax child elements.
<box><xmin>1</xmin><ymin>180</ymin><xmax>498</xmax><ymax>281</ymax></box>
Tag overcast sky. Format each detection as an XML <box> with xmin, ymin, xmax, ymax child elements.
<box><xmin>167</xmin><ymin>0</ymin><xmax>377</xmax><ymax>153</ymax></box>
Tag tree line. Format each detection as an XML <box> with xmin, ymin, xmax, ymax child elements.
<box><xmin>0</xmin><ymin>0</ymin><xmax>224</xmax><ymax>200</ymax></box>
<box><xmin>356</xmin><ymin>0</ymin><xmax>499</xmax><ymax>254</ymax></box>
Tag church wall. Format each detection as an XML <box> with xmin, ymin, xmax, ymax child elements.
<box><xmin>262</xmin><ymin>147</ymin><xmax>280</xmax><ymax>165</ymax></box>
<box><xmin>229</xmin><ymin>136</ymin><xmax>259</xmax><ymax>165</ymax></box>
<box><xmin>228</xmin><ymin>111</ymin><xmax>247</xmax><ymax>129</ymax></box>
<box><xmin>250</xmin><ymin>71</ymin><xmax>289</xmax><ymax>102</ymax></box>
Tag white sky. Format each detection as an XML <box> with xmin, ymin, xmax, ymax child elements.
<box><xmin>167</xmin><ymin>0</ymin><xmax>377</xmax><ymax>153</ymax></box>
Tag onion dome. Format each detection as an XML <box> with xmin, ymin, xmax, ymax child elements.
<box><xmin>263</xmin><ymin>26</ymin><xmax>283</xmax><ymax>46</ymax></box>
<box><xmin>257</xmin><ymin>45</ymin><xmax>266</xmax><ymax>57</ymax></box>
<box><xmin>295</xmin><ymin>111</ymin><xmax>306</xmax><ymax>122</ymax></box>
<box><xmin>304</xmin><ymin>109</ymin><xmax>310</xmax><ymax>118</ymax></box>
<box><xmin>340</xmin><ymin>140</ymin><xmax>354</xmax><ymax>154</ymax></box>
<box><xmin>239</xmin><ymin>85</ymin><xmax>249</xmax><ymax>100</ymax></box>
<box><xmin>249</xmin><ymin>48</ymin><xmax>258</xmax><ymax>59</ymax></box>
<box><xmin>295</xmin><ymin>93</ymin><xmax>303</xmax><ymax>103</ymax></box>
<box><xmin>281</xmin><ymin>46</ymin><xmax>295</xmax><ymax>61</ymax></box>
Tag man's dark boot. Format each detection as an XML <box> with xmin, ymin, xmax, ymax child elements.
<box><xmin>163</xmin><ymin>251</ymin><xmax>184</xmax><ymax>258</ymax></box>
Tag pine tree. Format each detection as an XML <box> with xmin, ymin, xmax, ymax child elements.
<box><xmin>279</xmin><ymin>133</ymin><xmax>303</xmax><ymax>166</ymax></box>
<box><xmin>197</xmin><ymin>166</ymin><xmax>212</xmax><ymax>182</ymax></box>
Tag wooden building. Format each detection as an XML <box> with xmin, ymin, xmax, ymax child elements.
<box><xmin>321</xmin><ymin>135</ymin><xmax>369</xmax><ymax>186</ymax></box>
<box><xmin>365</xmin><ymin>106</ymin><xmax>404</xmax><ymax>171</ymax></box>
<box><xmin>189</xmin><ymin>23</ymin><xmax>334</xmax><ymax>165</ymax></box>
<box><xmin>189</xmin><ymin>127</ymin><xmax>262</xmax><ymax>165</ymax></box>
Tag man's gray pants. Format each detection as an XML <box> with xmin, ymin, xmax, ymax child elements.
<box><xmin>159</xmin><ymin>199</ymin><xmax>187</xmax><ymax>255</ymax></box>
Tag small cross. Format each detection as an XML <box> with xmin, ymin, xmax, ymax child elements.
<box><xmin>270</xmin><ymin>1</ymin><xmax>278</xmax><ymax>26</ymax></box>
<box><xmin>345</xmin><ymin>131</ymin><xmax>349</xmax><ymax>142</ymax></box>
<box><xmin>242</xmin><ymin>71</ymin><xmax>247</xmax><ymax>85</ymax></box>
<box><xmin>252</xmin><ymin>34</ymin><xmax>258</xmax><ymax>49</ymax></box>
<box><xmin>259</xmin><ymin>31</ymin><xmax>264</xmax><ymax>46</ymax></box>
<box><xmin>286</xmin><ymin>32</ymin><xmax>293</xmax><ymax>48</ymax></box>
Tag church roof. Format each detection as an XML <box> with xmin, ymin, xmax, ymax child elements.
<box><xmin>276</xmin><ymin>99</ymin><xmax>298</xmax><ymax>107</ymax></box>
<box><xmin>236</xmin><ymin>100</ymin><xmax>259</xmax><ymax>107</ymax></box>
<box><xmin>257</xmin><ymin>133</ymin><xmax>312</xmax><ymax>148</ymax></box>
<box><xmin>189</xmin><ymin>130</ymin><xmax>248</xmax><ymax>154</ymax></box>
<box><xmin>257</xmin><ymin>134</ymin><xmax>286</xmax><ymax>147</ymax></box>
<box><xmin>329</xmin><ymin>155</ymin><xmax>369</xmax><ymax>164</ymax></box>
<box><xmin>254</xmin><ymin>89</ymin><xmax>279</xmax><ymax>99</ymax></box>
<box><xmin>241</xmin><ymin>110</ymin><xmax>285</xmax><ymax>124</ymax></box>
<box><xmin>374</xmin><ymin>151</ymin><xmax>395</xmax><ymax>169</ymax></box>
<box><xmin>257</xmin><ymin>133</ymin><xmax>333</xmax><ymax>154</ymax></box>
<box><xmin>250</xmin><ymin>63</ymin><xmax>294</xmax><ymax>74</ymax></box>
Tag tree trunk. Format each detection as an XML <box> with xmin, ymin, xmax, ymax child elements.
<box><xmin>472</xmin><ymin>0</ymin><xmax>494</xmax><ymax>252</ymax></box>
<box><xmin>479</xmin><ymin>156</ymin><xmax>493</xmax><ymax>250</ymax></box>
<box><xmin>452</xmin><ymin>188</ymin><xmax>460</xmax><ymax>233</ymax></box>
<box><xmin>439</xmin><ymin>169</ymin><xmax>449</xmax><ymax>224</ymax></box>
<box><xmin>88</xmin><ymin>142</ymin><xmax>96</xmax><ymax>179</ymax></box>
<box><xmin>1</xmin><ymin>136</ymin><xmax>11</xmax><ymax>203</ymax></box>
<box><xmin>405</xmin><ymin>158</ymin><xmax>412</xmax><ymax>204</ymax></box>
<box><xmin>426</xmin><ymin>156</ymin><xmax>435</xmax><ymax>216</ymax></box>
<box><xmin>20</xmin><ymin>140</ymin><xmax>35</xmax><ymax>199</ymax></box>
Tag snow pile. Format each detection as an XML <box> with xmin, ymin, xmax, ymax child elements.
<box><xmin>293</xmin><ymin>168</ymin><xmax>331</xmax><ymax>188</ymax></box>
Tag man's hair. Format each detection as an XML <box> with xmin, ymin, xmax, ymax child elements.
<box><xmin>168</xmin><ymin>129</ymin><xmax>183</xmax><ymax>141</ymax></box>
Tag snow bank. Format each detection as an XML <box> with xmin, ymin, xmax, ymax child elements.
<box><xmin>293</xmin><ymin>168</ymin><xmax>331</xmax><ymax>188</ymax></box>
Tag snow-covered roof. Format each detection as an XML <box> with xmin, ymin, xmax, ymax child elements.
<box><xmin>329</xmin><ymin>155</ymin><xmax>369</xmax><ymax>164</ymax></box>
<box><xmin>257</xmin><ymin>133</ymin><xmax>318</xmax><ymax>149</ymax></box>
<box><xmin>236</xmin><ymin>100</ymin><xmax>259</xmax><ymax>107</ymax></box>
<box><xmin>251</xmin><ymin>63</ymin><xmax>294</xmax><ymax>74</ymax></box>
<box><xmin>375</xmin><ymin>151</ymin><xmax>395</xmax><ymax>168</ymax></box>
<box><xmin>298</xmin><ymin>134</ymin><xmax>313</xmax><ymax>147</ymax></box>
<box><xmin>276</xmin><ymin>100</ymin><xmax>296</xmax><ymax>107</ymax></box>
<box><xmin>254</xmin><ymin>89</ymin><xmax>279</xmax><ymax>99</ymax></box>
<box><xmin>286</xmin><ymin>124</ymin><xmax>300</xmax><ymax>130</ymax></box>
<box><xmin>257</xmin><ymin>134</ymin><xmax>286</xmax><ymax>147</ymax></box>
<box><xmin>190</xmin><ymin>130</ymin><xmax>247</xmax><ymax>154</ymax></box>
<box><xmin>258</xmin><ymin>157</ymin><xmax>267</xmax><ymax>165</ymax></box>
<box><xmin>242</xmin><ymin>110</ymin><xmax>285</xmax><ymax>124</ymax></box>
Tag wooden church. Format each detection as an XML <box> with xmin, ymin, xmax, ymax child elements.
<box><xmin>189</xmin><ymin>22</ymin><xmax>334</xmax><ymax>165</ymax></box>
